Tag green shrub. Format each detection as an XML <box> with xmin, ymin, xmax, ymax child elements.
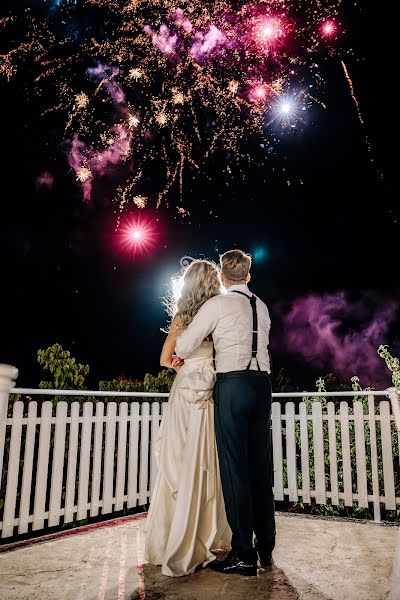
<box><xmin>143</xmin><ymin>369</ymin><xmax>175</xmax><ymax>393</ymax></box>
<box><xmin>99</xmin><ymin>376</ymin><xmax>145</xmax><ymax>393</ymax></box>
<box><xmin>37</xmin><ymin>343</ymin><xmax>89</xmax><ymax>390</ymax></box>
<box><xmin>34</xmin><ymin>344</ymin><xmax>174</xmax><ymax>404</ymax></box>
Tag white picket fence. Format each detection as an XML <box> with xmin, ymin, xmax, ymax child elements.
<box><xmin>0</xmin><ymin>375</ymin><xmax>400</xmax><ymax>540</ymax></box>
<box><xmin>271</xmin><ymin>393</ymin><xmax>400</xmax><ymax>521</ymax></box>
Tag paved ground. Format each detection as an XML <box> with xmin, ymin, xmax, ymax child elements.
<box><xmin>0</xmin><ymin>513</ymin><xmax>398</xmax><ymax>600</ymax></box>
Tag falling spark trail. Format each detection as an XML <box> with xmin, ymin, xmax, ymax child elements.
<box><xmin>305</xmin><ymin>93</ymin><xmax>327</xmax><ymax>110</ymax></box>
<box><xmin>341</xmin><ymin>60</ymin><xmax>364</xmax><ymax>125</ymax></box>
<box><xmin>341</xmin><ymin>59</ymin><xmax>383</xmax><ymax>180</ymax></box>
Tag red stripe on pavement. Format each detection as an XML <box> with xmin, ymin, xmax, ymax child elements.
<box><xmin>0</xmin><ymin>513</ymin><xmax>147</xmax><ymax>554</ymax></box>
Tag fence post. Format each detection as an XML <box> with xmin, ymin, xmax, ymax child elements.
<box><xmin>388</xmin><ymin>387</ymin><xmax>400</xmax><ymax>432</ymax></box>
<box><xmin>388</xmin><ymin>387</ymin><xmax>400</xmax><ymax>600</ymax></box>
<box><xmin>0</xmin><ymin>364</ymin><xmax>18</xmax><ymax>494</ymax></box>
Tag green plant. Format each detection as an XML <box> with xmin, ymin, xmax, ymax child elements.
<box><xmin>99</xmin><ymin>376</ymin><xmax>145</xmax><ymax>393</ymax></box>
<box><xmin>37</xmin><ymin>343</ymin><xmax>89</xmax><ymax>390</ymax></box>
<box><xmin>143</xmin><ymin>369</ymin><xmax>175</xmax><ymax>393</ymax></box>
<box><xmin>272</xmin><ymin>368</ymin><xmax>298</xmax><ymax>393</ymax></box>
<box><xmin>98</xmin><ymin>370</ymin><xmax>174</xmax><ymax>400</ymax></box>
<box><xmin>378</xmin><ymin>345</ymin><xmax>400</xmax><ymax>387</ymax></box>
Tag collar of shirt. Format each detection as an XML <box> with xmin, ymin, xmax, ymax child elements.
<box><xmin>225</xmin><ymin>284</ymin><xmax>252</xmax><ymax>297</ymax></box>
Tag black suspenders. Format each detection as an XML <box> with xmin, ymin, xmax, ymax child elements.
<box><xmin>231</xmin><ymin>290</ymin><xmax>261</xmax><ymax>371</ymax></box>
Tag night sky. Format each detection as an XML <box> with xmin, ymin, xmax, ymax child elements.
<box><xmin>0</xmin><ymin>0</ymin><xmax>398</xmax><ymax>388</ymax></box>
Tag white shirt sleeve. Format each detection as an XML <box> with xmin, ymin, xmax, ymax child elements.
<box><xmin>175</xmin><ymin>298</ymin><xmax>219</xmax><ymax>358</ymax></box>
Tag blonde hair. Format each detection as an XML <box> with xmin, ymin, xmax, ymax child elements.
<box><xmin>168</xmin><ymin>260</ymin><xmax>221</xmax><ymax>329</ymax></box>
<box><xmin>220</xmin><ymin>249</ymin><xmax>251</xmax><ymax>283</ymax></box>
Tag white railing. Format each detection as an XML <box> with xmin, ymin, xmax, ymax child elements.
<box><xmin>0</xmin><ymin>364</ymin><xmax>400</xmax><ymax>540</ymax></box>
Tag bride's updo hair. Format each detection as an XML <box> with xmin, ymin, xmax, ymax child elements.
<box><xmin>170</xmin><ymin>260</ymin><xmax>221</xmax><ymax>329</ymax></box>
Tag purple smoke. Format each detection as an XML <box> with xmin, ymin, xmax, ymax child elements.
<box><xmin>67</xmin><ymin>124</ymin><xmax>132</xmax><ymax>201</ymax></box>
<box><xmin>278</xmin><ymin>292</ymin><xmax>398</xmax><ymax>387</ymax></box>
<box><xmin>189</xmin><ymin>25</ymin><xmax>226</xmax><ymax>60</ymax></box>
<box><xmin>144</xmin><ymin>24</ymin><xmax>178</xmax><ymax>56</ymax></box>
<box><xmin>66</xmin><ymin>62</ymin><xmax>133</xmax><ymax>200</ymax></box>
<box><xmin>92</xmin><ymin>124</ymin><xmax>131</xmax><ymax>170</ymax></box>
<box><xmin>144</xmin><ymin>17</ymin><xmax>225</xmax><ymax>60</ymax></box>
<box><xmin>87</xmin><ymin>64</ymin><xmax>125</xmax><ymax>104</ymax></box>
<box><xmin>67</xmin><ymin>135</ymin><xmax>93</xmax><ymax>201</ymax></box>
<box><xmin>171</xmin><ymin>8</ymin><xmax>193</xmax><ymax>33</ymax></box>
<box><xmin>35</xmin><ymin>171</ymin><xmax>54</xmax><ymax>189</ymax></box>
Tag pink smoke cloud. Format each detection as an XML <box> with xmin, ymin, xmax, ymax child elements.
<box><xmin>66</xmin><ymin>63</ymin><xmax>133</xmax><ymax>201</ymax></box>
<box><xmin>144</xmin><ymin>24</ymin><xmax>177</xmax><ymax>56</ymax></box>
<box><xmin>91</xmin><ymin>124</ymin><xmax>131</xmax><ymax>170</ymax></box>
<box><xmin>189</xmin><ymin>25</ymin><xmax>226</xmax><ymax>60</ymax></box>
<box><xmin>144</xmin><ymin>16</ymin><xmax>225</xmax><ymax>62</ymax></box>
<box><xmin>171</xmin><ymin>9</ymin><xmax>193</xmax><ymax>33</ymax></box>
<box><xmin>87</xmin><ymin>64</ymin><xmax>125</xmax><ymax>104</ymax></box>
<box><xmin>67</xmin><ymin>124</ymin><xmax>132</xmax><ymax>201</ymax></box>
<box><xmin>67</xmin><ymin>135</ymin><xmax>94</xmax><ymax>201</ymax></box>
<box><xmin>277</xmin><ymin>292</ymin><xmax>398</xmax><ymax>388</ymax></box>
<box><xmin>35</xmin><ymin>171</ymin><xmax>54</xmax><ymax>189</ymax></box>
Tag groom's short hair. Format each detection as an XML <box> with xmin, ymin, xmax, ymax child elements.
<box><xmin>220</xmin><ymin>249</ymin><xmax>252</xmax><ymax>283</ymax></box>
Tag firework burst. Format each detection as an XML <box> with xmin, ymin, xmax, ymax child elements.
<box><xmin>1</xmin><ymin>0</ymin><xmax>343</xmax><ymax>217</ymax></box>
<box><xmin>119</xmin><ymin>214</ymin><xmax>157</xmax><ymax>254</ymax></box>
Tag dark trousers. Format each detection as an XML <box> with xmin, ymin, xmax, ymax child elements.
<box><xmin>214</xmin><ymin>371</ymin><xmax>275</xmax><ymax>563</ymax></box>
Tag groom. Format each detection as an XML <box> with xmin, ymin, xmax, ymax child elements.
<box><xmin>175</xmin><ymin>249</ymin><xmax>275</xmax><ymax>576</ymax></box>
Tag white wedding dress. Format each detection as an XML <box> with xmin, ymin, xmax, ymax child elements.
<box><xmin>145</xmin><ymin>341</ymin><xmax>231</xmax><ymax>577</ymax></box>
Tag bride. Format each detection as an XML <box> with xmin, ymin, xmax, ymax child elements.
<box><xmin>145</xmin><ymin>259</ymin><xmax>230</xmax><ymax>577</ymax></box>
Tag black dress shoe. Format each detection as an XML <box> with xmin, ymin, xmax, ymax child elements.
<box><xmin>258</xmin><ymin>552</ymin><xmax>273</xmax><ymax>567</ymax></box>
<box><xmin>208</xmin><ymin>555</ymin><xmax>257</xmax><ymax>576</ymax></box>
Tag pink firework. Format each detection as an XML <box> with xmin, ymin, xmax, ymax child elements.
<box><xmin>321</xmin><ymin>20</ymin><xmax>337</xmax><ymax>38</ymax></box>
<box><xmin>119</xmin><ymin>215</ymin><xmax>157</xmax><ymax>255</ymax></box>
<box><xmin>248</xmin><ymin>82</ymin><xmax>270</xmax><ymax>106</ymax></box>
<box><xmin>254</xmin><ymin>16</ymin><xmax>285</xmax><ymax>47</ymax></box>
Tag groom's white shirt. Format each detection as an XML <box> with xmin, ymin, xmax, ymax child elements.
<box><xmin>175</xmin><ymin>284</ymin><xmax>271</xmax><ymax>373</ymax></box>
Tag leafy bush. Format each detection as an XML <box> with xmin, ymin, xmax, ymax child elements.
<box><xmin>37</xmin><ymin>343</ymin><xmax>89</xmax><ymax>390</ymax></box>
<box><xmin>99</xmin><ymin>370</ymin><xmax>174</xmax><ymax>395</ymax></box>
<box><xmin>98</xmin><ymin>372</ymin><xmax>173</xmax><ymax>403</ymax></box>
<box><xmin>99</xmin><ymin>376</ymin><xmax>145</xmax><ymax>393</ymax></box>
<box><xmin>143</xmin><ymin>369</ymin><xmax>175</xmax><ymax>393</ymax></box>
<box><xmin>378</xmin><ymin>344</ymin><xmax>400</xmax><ymax>388</ymax></box>
<box><xmin>272</xmin><ymin>368</ymin><xmax>298</xmax><ymax>393</ymax></box>
<box><xmin>34</xmin><ymin>344</ymin><xmax>174</xmax><ymax>403</ymax></box>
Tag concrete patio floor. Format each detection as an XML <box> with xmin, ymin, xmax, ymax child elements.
<box><xmin>0</xmin><ymin>513</ymin><xmax>398</xmax><ymax>600</ymax></box>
